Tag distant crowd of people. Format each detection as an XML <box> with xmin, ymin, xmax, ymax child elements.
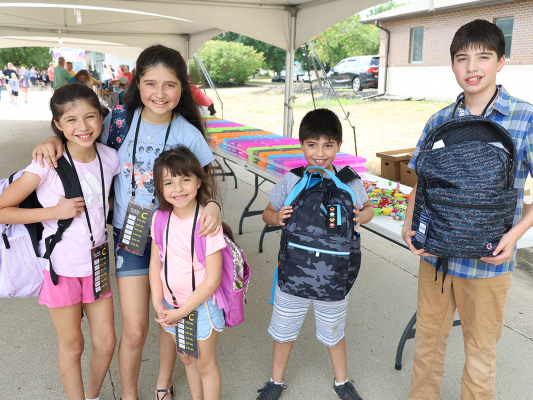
<box><xmin>0</xmin><ymin>57</ymin><xmax>133</xmax><ymax>106</ymax></box>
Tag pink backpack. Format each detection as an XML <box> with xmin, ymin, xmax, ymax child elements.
<box><xmin>154</xmin><ymin>209</ymin><xmax>250</xmax><ymax>327</ymax></box>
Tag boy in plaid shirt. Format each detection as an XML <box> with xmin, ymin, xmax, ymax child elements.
<box><xmin>402</xmin><ymin>19</ymin><xmax>533</xmax><ymax>399</ymax></box>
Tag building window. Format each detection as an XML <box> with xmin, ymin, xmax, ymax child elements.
<box><xmin>496</xmin><ymin>17</ymin><xmax>514</xmax><ymax>59</ymax></box>
<box><xmin>410</xmin><ymin>28</ymin><xmax>424</xmax><ymax>63</ymax></box>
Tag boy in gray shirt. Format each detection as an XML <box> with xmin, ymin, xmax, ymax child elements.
<box><xmin>8</xmin><ymin>73</ymin><xmax>19</xmax><ymax>105</ymax></box>
<box><xmin>258</xmin><ymin>108</ymin><xmax>374</xmax><ymax>400</ymax></box>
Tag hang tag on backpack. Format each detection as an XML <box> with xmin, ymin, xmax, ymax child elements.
<box><xmin>176</xmin><ymin>311</ymin><xmax>199</xmax><ymax>360</ymax></box>
<box><xmin>92</xmin><ymin>242</ymin><xmax>111</xmax><ymax>301</ymax></box>
<box><xmin>327</xmin><ymin>205</ymin><xmax>341</xmax><ymax>234</ymax></box>
<box><xmin>118</xmin><ymin>202</ymin><xmax>153</xmax><ymax>256</ymax></box>
<box><xmin>414</xmin><ymin>208</ymin><xmax>431</xmax><ymax>246</ymax></box>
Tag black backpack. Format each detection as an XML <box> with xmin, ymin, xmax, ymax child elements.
<box><xmin>6</xmin><ymin>157</ymin><xmax>84</xmax><ymax>286</ymax></box>
<box><xmin>411</xmin><ymin>91</ymin><xmax>518</xmax><ymax>288</ymax></box>
<box><xmin>276</xmin><ymin>166</ymin><xmax>361</xmax><ymax>301</ymax></box>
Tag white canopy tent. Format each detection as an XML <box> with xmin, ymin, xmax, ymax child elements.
<box><xmin>0</xmin><ymin>0</ymin><xmax>386</xmax><ymax>136</ymax></box>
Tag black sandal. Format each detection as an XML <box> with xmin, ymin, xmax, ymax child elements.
<box><xmin>155</xmin><ymin>386</ymin><xmax>174</xmax><ymax>400</ymax></box>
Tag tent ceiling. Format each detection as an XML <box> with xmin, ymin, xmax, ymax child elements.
<box><xmin>1</xmin><ymin>0</ymin><xmax>386</xmax><ymax>55</ymax></box>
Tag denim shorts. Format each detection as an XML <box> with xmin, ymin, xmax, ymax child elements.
<box><xmin>161</xmin><ymin>296</ymin><xmax>224</xmax><ymax>340</ymax></box>
<box><xmin>112</xmin><ymin>227</ymin><xmax>152</xmax><ymax>278</ymax></box>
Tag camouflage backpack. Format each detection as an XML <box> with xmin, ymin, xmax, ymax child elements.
<box><xmin>275</xmin><ymin>166</ymin><xmax>361</xmax><ymax>302</ymax></box>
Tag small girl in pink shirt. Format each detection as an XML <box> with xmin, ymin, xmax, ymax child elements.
<box><xmin>150</xmin><ymin>145</ymin><xmax>229</xmax><ymax>400</ymax></box>
<box><xmin>0</xmin><ymin>84</ymin><xmax>119</xmax><ymax>400</ymax></box>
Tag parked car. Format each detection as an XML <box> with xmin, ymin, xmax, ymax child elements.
<box><xmin>324</xmin><ymin>56</ymin><xmax>379</xmax><ymax>91</ymax></box>
<box><xmin>279</xmin><ymin>69</ymin><xmax>315</xmax><ymax>82</ymax></box>
<box><xmin>272</xmin><ymin>75</ymin><xmax>285</xmax><ymax>82</ymax></box>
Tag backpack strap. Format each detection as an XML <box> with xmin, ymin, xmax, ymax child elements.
<box><xmin>193</xmin><ymin>220</ymin><xmax>228</xmax><ymax>310</ymax></box>
<box><xmin>107</xmin><ymin>105</ymin><xmax>135</xmax><ymax>151</ymax></box>
<box><xmin>43</xmin><ymin>156</ymin><xmax>84</xmax><ymax>286</ymax></box>
<box><xmin>289</xmin><ymin>166</ymin><xmax>305</xmax><ymax>177</ymax></box>
<box><xmin>153</xmin><ymin>209</ymin><xmax>170</xmax><ymax>251</ymax></box>
<box><xmin>335</xmin><ymin>165</ymin><xmax>360</xmax><ymax>185</ymax></box>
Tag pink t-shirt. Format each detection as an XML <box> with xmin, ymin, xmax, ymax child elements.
<box><xmin>24</xmin><ymin>143</ymin><xmax>120</xmax><ymax>277</ymax></box>
<box><xmin>152</xmin><ymin>207</ymin><xmax>226</xmax><ymax>307</ymax></box>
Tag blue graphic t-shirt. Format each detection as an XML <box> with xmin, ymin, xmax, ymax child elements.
<box><xmin>101</xmin><ymin>107</ymin><xmax>215</xmax><ymax>229</ymax></box>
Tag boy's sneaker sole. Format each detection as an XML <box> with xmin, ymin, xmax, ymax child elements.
<box><xmin>256</xmin><ymin>381</ymin><xmax>287</xmax><ymax>400</ymax></box>
<box><xmin>332</xmin><ymin>379</ymin><xmax>363</xmax><ymax>400</ymax></box>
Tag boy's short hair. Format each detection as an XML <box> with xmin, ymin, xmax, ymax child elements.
<box><xmin>450</xmin><ymin>19</ymin><xmax>506</xmax><ymax>62</ymax></box>
<box><xmin>299</xmin><ymin>108</ymin><xmax>342</xmax><ymax>144</ymax></box>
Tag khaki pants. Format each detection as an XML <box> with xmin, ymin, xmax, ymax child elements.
<box><xmin>408</xmin><ymin>259</ymin><xmax>512</xmax><ymax>400</ymax></box>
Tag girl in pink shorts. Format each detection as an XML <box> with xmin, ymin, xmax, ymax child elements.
<box><xmin>0</xmin><ymin>84</ymin><xmax>120</xmax><ymax>400</ymax></box>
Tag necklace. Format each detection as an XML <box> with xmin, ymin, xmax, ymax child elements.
<box><xmin>142</xmin><ymin>118</ymin><xmax>169</xmax><ymax>140</ymax></box>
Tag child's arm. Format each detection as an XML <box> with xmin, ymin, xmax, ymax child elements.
<box><xmin>148</xmin><ymin>240</ymin><xmax>176</xmax><ymax>325</ymax></box>
<box><xmin>0</xmin><ymin>172</ymin><xmax>84</xmax><ymax>224</ymax></box>
<box><xmin>263</xmin><ymin>202</ymin><xmax>292</xmax><ymax>226</ymax></box>
<box><xmin>32</xmin><ymin>136</ymin><xmax>64</xmax><ymax>169</ymax></box>
<box><xmin>401</xmin><ymin>184</ymin><xmax>435</xmax><ymax>257</ymax></box>
<box><xmin>480</xmin><ymin>196</ymin><xmax>533</xmax><ymax>265</ymax></box>
<box><xmin>354</xmin><ymin>200</ymin><xmax>374</xmax><ymax>229</ymax></box>
<box><xmin>155</xmin><ymin>249</ymin><xmax>223</xmax><ymax>325</ymax></box>
<box><xmin>198</xmin><ymin>198</ymin><xmax>222</xmax><ymax>237</ymax></box>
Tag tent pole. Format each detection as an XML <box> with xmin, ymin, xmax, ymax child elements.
<box><xmin>184</xmin><ymin>35</ymin><xmax>190</xmax><ymax>73</ymax></box>
<box><xmin>283</xmin><ymin>50</ymin><xmax>290</xmax><ymax>137</ymax></box>
<box><xmin>283</xmin><ymin>8</ymin><xmax>297</xmax><ymax>137</ymax></box>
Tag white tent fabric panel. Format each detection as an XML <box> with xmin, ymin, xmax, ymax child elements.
<box><xmin>6</xmin><ymin>0</ymin><xmax>386</xmax><ymax>51</ymax></box>
<box><xmin>1</xmin><ymin>0</ymin><xmax>388</xmax><ymax>137</ymax></box>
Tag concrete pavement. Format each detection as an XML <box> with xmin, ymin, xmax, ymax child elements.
<box><xmin>0</xmin><ymin>90</ymin><xmax>532</xmax><ymax>399</ymax></box>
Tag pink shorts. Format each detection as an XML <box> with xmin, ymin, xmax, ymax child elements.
<box><xmin>39</xmin><ymin>270</ymin><xmax>113</xmax><ymax>308</ymax></box>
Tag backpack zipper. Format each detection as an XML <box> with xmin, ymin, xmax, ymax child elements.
<box><xmin>287</xmin><ymin>241</ymin><xmax>350</xmax><ymax>256</ymax></box>
<box><xmin>428</xmin><ymin>198</ymin><xmax>506</xmax><ymax>209</ymax></box>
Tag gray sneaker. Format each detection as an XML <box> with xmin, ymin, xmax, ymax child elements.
<box><xmin>256</xmin><ymin>381</ymin><xmax>286</xmax><ymax>400</ymax></box>
<box><xmin>332</xmin><ymin>379</ymin><xmax>363</xmax><ymax>400</ymax></box>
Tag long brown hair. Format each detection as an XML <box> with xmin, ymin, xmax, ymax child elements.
<box><xmin>124</xmin><ymin>45</ymin><xmax>206</xmax><ymax>140</ymax></box>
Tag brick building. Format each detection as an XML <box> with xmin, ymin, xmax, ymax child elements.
<box><xmin>360</xmin><ymin>0</ymin><xmax>533</xmax><ymax>102</ymax></box>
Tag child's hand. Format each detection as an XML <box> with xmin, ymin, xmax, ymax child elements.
<box><xmin>53</xmin><ymin>196</ymin><xmax>85</xmax><ymax>219</ymax></box>
<box><xmin>278</xmin><ymin>206</ymin><xmax>293</xmax><ymax>226</ymax></box>
<box><xmin>32</xmin><ymin>139</ymin><xmax>64</xmax><ymax>169</ymax></box>
<box><xmin>199</xmin><ymin>201</ymin><xmax>222</xmax><ymax>237</ymax></box>
<box><xmin>353</xmin><ymin>204</ymin><xmax>361</xmax><ymax>230</ymax></box>
<box><xmin>155</xmin><ymin>308</ymin><xmax>182</xmax><ymax>327</ymax></box>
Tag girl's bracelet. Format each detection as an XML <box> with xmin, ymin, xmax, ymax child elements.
<box><xmin>206</xmin><ymin>200</ymin><xmax>221</xmax><ymax>211</ymax></box>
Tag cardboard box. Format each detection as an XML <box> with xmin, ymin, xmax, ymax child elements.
<box><xmin>523</xmin><ymin>195</ymin><xmax>533</xmax><ymax>217</ymax></box>
<box><xmin>400</xmin><ymin>161</ymin><xmax>418</xmax><ymax>188</ymax></box>
<box><xmin>376</xmin><ymin>148</ymin><xmax>415</xmax><ymax>181</ymax></box>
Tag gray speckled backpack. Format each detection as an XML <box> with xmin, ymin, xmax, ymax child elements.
<box><xmin>412</xmin><ymin>90</ymin><xmax>518</xmax><ymax>288</ymax></box>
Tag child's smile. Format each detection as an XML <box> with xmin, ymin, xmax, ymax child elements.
<box><xmin>162</xmin><ymin>168</ymin><xmax>201</xmax><ymax>217</ymax></box>
<box><xmin>301</xmin><ymin>136</ymin><xmax>342</xmax><ymax>173</ymax></box>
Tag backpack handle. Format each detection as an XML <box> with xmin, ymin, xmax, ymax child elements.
<box><xmin>284</xmin><ymin>166</ymin><xmax>357</xmax><ymax>207</ymax></box>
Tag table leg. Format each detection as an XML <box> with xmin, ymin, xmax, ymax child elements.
<box><xmin>395</xmin><ymin>312</ymin><xmax>462</xmax><ymax>371</ymax></box>
<box><xmin>224</xmin><ymin>158</ymin><xmax>238</xmax><ymax>189</ymax></box>
<box><xmin>238</xmin><ymin>174</ymin><xmax>266</xmax><ymax>235</ymax></box>
<box><xmin>259</xmin><ymin>224</ymin><xmax>282</xmax><ymax>253</ymax></box>
<box><xmin>395</xmin><ymin>312</ymin><xmax>417</xmax><ymax>370</ymax></box>
<box><xmin>212</xmin><ymin>157</ymin><xmax>238</xmax><ymax>189</ymax></box>
<box><xmin>213</xmin><ymin>159</ymin><xmax>225</xmax><ymax>181</ymax></box>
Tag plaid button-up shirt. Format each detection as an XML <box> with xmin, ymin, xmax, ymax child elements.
<box><xmin>408</xmin><ymin>85</ymin><xmax>533</xmax><ymax>278</ymax></box>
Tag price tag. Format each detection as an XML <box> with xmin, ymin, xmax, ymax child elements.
<box><xmin>176</xmin><ymin>311</ymin><xmax>199</xmax><ymax>360</ymax></box>
<box><xmin>92</xmin><ymin>242</ymin><xmax>111</xmax><ymax>301</ymax></box>
<box><xmin>117</xmin><ymin>202</ymin><xmax>153</xmax><ymax>256</ymax></box>
<box><xmin>414</xmin><ymin>208</ymin><xmax>431</xmax><ymax>246</ymax></box>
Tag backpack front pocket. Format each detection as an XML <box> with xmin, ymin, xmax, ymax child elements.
<box><xmin>414</xmin><ymin>187</ymin><xmax>517</xmax><ymax>258</ymax></box>
<box><xmin>278</xmin><ymin>231</ymin><xmax>360</xmax><ymax>301</ymax></box>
